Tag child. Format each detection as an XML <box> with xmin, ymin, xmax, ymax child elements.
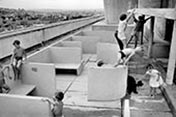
<box><xmin>127</xmin><ymin>14</ymin><xmax>152</xmax><ymax>48</ymax></box>
<box><xmin>42</xmin><ymin>91</ymin><xmax>64</xmax><ymax>117</ymax></box>
<box><xmin>114</xmin><ymin>46</ymin><xmax>144</xmax><ymax>66</ymax></box>
<box><xmin>11</xmin><ymin>40</ymin><xmax>27</xmax><ymax>80</ymax></box>
<box><xmin>0</xmin><ymin>64</ymin><xmax>10</xmax><ymax>93</ymax></box>
<box><xmin>145</xmin><ymin>68</ymin><xmax>164</xmax><ymax>97</ymax></box>
<box><xmin>115</xmin><ymin>9</ymin><xmax>135</xmax><ymax>49</ymax></box>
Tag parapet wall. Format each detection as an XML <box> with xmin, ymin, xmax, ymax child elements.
<box><xmin>0</xmin><ymin>16</ymin><xmax>104</xmax><ymax>59</ymax></box>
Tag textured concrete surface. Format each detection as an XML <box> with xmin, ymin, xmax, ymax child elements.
<box><xmin>55</xmin><ymin>54</ymin><xmax>172</xmax><ymax>117</ymax></box>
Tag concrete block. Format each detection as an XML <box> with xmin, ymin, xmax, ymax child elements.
<box><xmin>88</xmin><ymin>65</ymin><xmax>128</xmax><ymax>101</ymax></box>
<box><xmin>97</xmin><ymin>43</ymin><xmax>120</xmax><ymax>64</ymax></box>
<box><xmin>22</xmin><ymin>63</ymin><xmax>56</xmax><ymax>97</ymax></box>
<box><xmin>53</xmin><ymin>41</ymin><xmax>82</xmax><ymax>48</ymax></box>
<box><xmin>27</xmin><ymin>48</ymin><xmax>51</xmax><ymax>63</ymax></box>
<box><xmin>72</xmin><ymin>36</ymin><xmax>101</xmax><ymax>54</ymax></box>
<box><xmin>49</xmin><ymin>47</ymin><xmax>82</xmax><ymax>63</ymax></box>
<box><xmin>0</xmin><ymin>94</ymin><xmax>52</xmax><ymax>117</ymax></box>
<box><xmin>152</xmin><ymin>43</ymin><xmax>170</xmax><ymax>58</ymax></box>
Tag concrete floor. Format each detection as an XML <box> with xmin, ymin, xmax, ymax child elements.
<box><xmin>55</xmin><ymin>54</ymin><xmax>173</xmax><ymax>117</ymax></box>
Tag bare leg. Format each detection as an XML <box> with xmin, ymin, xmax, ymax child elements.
<box><xmin>16</xmin><ymin>60</ymin><xmax>22</xmax><ymax>80</ymax></box>
<box><xmin>11</xmin><ymin>64</ymin><xmax>17</xmax><ymax>80</ymax></box>
<box><xmin>134</xmin><ymin>34</ymin><xmax>138</xmax><ymax>48</ymax></box>
<box><xmin>126</xmin><ymin>35</ymin><xmax>134</xmax><ymax>47</ymax></box>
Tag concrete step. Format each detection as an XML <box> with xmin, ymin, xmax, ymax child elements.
<box><xmin>130</xmin><ymin>74</ymin><xmax>172</xmax><ymax>117</ymax></box>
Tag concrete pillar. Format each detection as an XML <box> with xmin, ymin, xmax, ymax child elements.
<box><xmin>169</xmin><ymin>0</ymin><xmax>176</xmax><ymax>8</ymax></box>
<box><xmin>166</xmin><ymin>6</ymin><xmax>176</xmax><ymax>85</ymax></box>
<box><xmin>103</xmin><ymin>0</ymin><xmax>136</xmax><ymax>24</ymax></box>
<box><xmin>138</xmin><ymin>0</ymin><xmax>166</xmax><ymax>42</ymax></box>
<box><xmin>147</xmin><ymin>17</ymin><xmax>155</xmax><ymax>58</ymax></box>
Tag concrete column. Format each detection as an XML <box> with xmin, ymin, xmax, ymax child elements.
<box><xmin>147</xmin><ymin>17</ymin><xmax>155</xmax><ymax>58</ymax></box>
<box><xmin>138</xmin><ymin>0</ymin><xmax>166</xmax><ymax>42</ymax></box>
<box><xmin>103</xmin><ymin>0</ymin><xmax>136</xmax><ymax>24</ymax></box>
<box><xmin>166</xmin><ymin>6</ymin><xmax>176</xmax><ymax>85</ymax></box>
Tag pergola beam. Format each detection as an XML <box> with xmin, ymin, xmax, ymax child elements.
<box><xmin>135</xmin><ymin>8</ymin><xmax>176</xmax><ymax>20</ymax></box>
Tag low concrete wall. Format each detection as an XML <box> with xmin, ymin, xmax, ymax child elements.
<box><xmin>22</xmin><ymin>62</ymin><xmax>56</xmax><ymax>97</ymax></box>
<box><xmin>72</xmin><ymin>36</ymin><xmax>101</xmax><ymax>54</ymax></box>
<box><xmin>0</xmin><ymin>94</ymin><xmax>53</xmax><ymax>117</ymax></box>
<box><xmin>0</xmin><ymin>16</ymin><xmax>104</xmax><ymax>59</ymax></box>
<box><xmin>75</xmin><ymin>30</ymin><xmax>117</xmax><ymax>44</ymax></box>
<box><xmin>88</xmin><ymin>65</ymin><xmax>128</xmax><ymax>101</ymax></box>
<box><xmin>97</xmin><ymin>43</ymin><xmax>120</xmax><ymax>64</ymax></box>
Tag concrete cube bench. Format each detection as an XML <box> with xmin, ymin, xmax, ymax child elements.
<box><xmin>9</xmin><ymin>84</ymin><xmax>36</xmax><ymax>95</ymax></box>
<box><xmin>72</xmin><ymin>36</ymin><xmax>101</xmax><ymax>54</ymax></box>
<box><xmin>88</xmin><ymin>65</ymin><xmax>128</xmax><ymax>101</ymax></box>
<box><xmin>27</xmin><ymin>46</ymin><xmax>84</xmax><ymax>75</ymax></box>
<box><xmin>97</xmin><ymin>42</ymin><xmax>120</xmax><ymax>64</ymax></box>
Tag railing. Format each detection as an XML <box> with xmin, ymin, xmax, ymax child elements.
<box><xmin>0</xmin><ymin>15</ymin><xmax>104</xmax><ymax>59</ymax></box>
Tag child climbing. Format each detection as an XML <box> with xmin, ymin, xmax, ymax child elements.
<box><xmin>11</xmin><ymin>40</ymin><xmax>27</xmax><ymax>80</ymax></box>
<box><xmin>42</xmin><ymin>91</ymin><xmax>64</xmax><ymax>117</ymax></box>
<box><xmin>114</xmin><ymin>46</ymin><xmax>144</xmax><ymax>66</ymax></box>
<box><xmin>114</xmin><ymin>9</ymin><xmax>135</xmax><ymax>50</ymax></box>
<box><xmin>126</xmin><ymin>14</ymin><xmax>152</xmax><ymax>48</ymax></box>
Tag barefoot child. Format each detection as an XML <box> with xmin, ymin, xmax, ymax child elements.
<box><xmin>145</xmin><ymin>68</ymin><xmax>164</xmax><ymax>97</ymax></box>
<box><xmin>42</xmin><ymin>91</ymin><xmax>64</xmax><ymax>117</ymax></box>
<box><xmin>11</xmin><ymin>40</ymin><xmax>27</xmax><ymax>80</ymax></box>
<box><xmin>126</xmin><ymin>14</ymin><xmax>152</xmax><ymax>48</ymax></box>
<box><xmin>114</xmin><ymin>46</ymin><xmax>144</xmax><ymax>66</ymax></box>
<box><xmin>0</xmin><ymin>64</ymin><xmax>10</xmax><ymax>93</ymax></box>
<box><xmin>115</xmin><ymin>9</ymin><xmax>135</xmax><ymax>49</ymax></box>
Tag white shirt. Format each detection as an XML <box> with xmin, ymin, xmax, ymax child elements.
<box><xmin>146</xmin><ymin>69</ymin><xmax>164</xmax><ymax>88</ymax></box>
<box><xmin>118</xmin><ymin>20</ymin><xmax>127</xmax><ymax>40</ymax></box>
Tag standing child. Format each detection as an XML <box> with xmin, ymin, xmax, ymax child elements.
<box><xmin>0</xmin><ymin>64</ymin><xmax>10</xmax><ymax>93</ymax></box>
<box><xmin>11</xmin><ymin>40</ymin><xmax>27</xmax><ymax>80</ymax></box>
<box><xmin>42</xmin><ymin>91</ymin><xmax>64</xmax><ymax>117</ymax></box>
<box><xmin>127</xmin><ymin>14</ymin><xmax>152</xmax><ymax>48</ymax></box>
<box><xmin>115</xmin><ymin>9</ymin><xmax>135</xmax><ymax>49</ymax></box>
<box><xmin>145</xmin><ymin>68</ymin><xmax>164</xmax><ymax>97</ymax></box>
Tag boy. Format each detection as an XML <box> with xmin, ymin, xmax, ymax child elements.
<box><xmin>115</xmin><ymin>9</ymin><xmax>135</xmax><ymax>49</ymax></box>
<box><xmin>127</xmin><ymin>14</ymin><xmax>152</xmax><ymax>48</ymax></box>
<box><xmin>0</xmin><ymin>64</ymin><xmax>10</xmax><ymax>93</ymax></box>
<box><xmin>42</xmin><ymin>91</ymin><xmax>64</xmax><ymax>117</ymax></box>
<box><xmin>11</xmin><ymin>40</ymin><xmax>27</xmax><ymax>80</ymax></box>
<box><xmin>114</xmin><ymin>46</ymin><xmax>144</xmax><ymax>66</ymax></box>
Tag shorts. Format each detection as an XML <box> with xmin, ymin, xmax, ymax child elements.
<box><xmin>13</xmin><ymin>57</ymin><xmax>23</xmax><ymax>68</ymax></box>
<box><xmin>119</xmin><ymin>51</ymin><xmax>126</xmax><ymax>59</ymax></box>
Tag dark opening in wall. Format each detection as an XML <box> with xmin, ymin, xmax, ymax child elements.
<box><xmin>165</xmin><ymin>19</ymin><xmax>174</xmax><ymax>42</ymax></box>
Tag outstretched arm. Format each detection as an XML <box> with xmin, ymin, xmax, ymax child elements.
<box><xmin>126</xmin><ymin>9</ymin><xmax>135</xmax><ymax>22</ymax></box>
<box><xmin>10</xmin><ymin>53</ymin><xmax>14</xmax><ymax>65</ymax></box>
<box><xmin>145</xmin><ymin>16</ymin><xmax>152</xmax><ymax>22</ymax></box>
<box><xmin>133</xmin><ymin>14</ymin><xmax>138</xmax><ymax>23</ymax></box>
<box><xmin>42</xmin><ymin>98</ymin><xmax>55</xmax><ymax>105</ymax></box>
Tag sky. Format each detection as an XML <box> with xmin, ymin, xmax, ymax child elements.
<box><xmin>0</xmin><ymin>0</ymin><xmax>104</xmax><ymax>10</ymax></box>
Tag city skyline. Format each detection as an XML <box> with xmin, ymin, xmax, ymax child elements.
<box><xmin>0</xmin><ymin>0</ymin><xmax>104</xmax><ymax>10</ymax></box>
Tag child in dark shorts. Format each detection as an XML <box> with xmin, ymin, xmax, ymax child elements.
<box><xmin>127</xmin><ymin>14</ymin><xmax>151</xmax><ymax>48</ymax></box>
<box><xmin>11</xmin><ymin>40</ymin><xmax>27</xmax><ymax>80</ymax></box>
